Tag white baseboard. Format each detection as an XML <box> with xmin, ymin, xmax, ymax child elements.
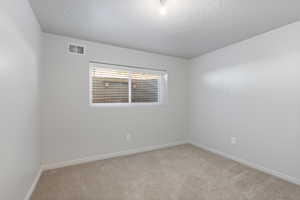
<box><xmin>42</xmin><ymin>141</ymin><xmax>187</xmax><ymax>171</ymax></box>
<box><xmin>24</xmin><ymin>168</ymin><xmax>42</xmax><ymax>200</ymax></box>
<box><xmin>189</xmin><ymin>141</ymin><xmax>300</xmax><ymax>186</ymax></box>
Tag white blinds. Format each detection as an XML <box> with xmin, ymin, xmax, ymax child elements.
<box><xmin>91</xmin><ymin>68</ymin><xmax>129</xmax><ymax>103</ymax></box>
<box><xmin>91</xmin><ymin>64</ymin><xmax>165</xmax><ymax>104</ymax></box>
<box><xmin>131</xmin><ymin>72</ymin><xmax>160</xmax><ymax>103</ymax></box>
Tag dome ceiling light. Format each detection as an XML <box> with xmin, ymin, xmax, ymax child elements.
<box><xmin>160</xmin><ymin>0</ymin><xmax>167</xmax><ymax>16</ymax></box>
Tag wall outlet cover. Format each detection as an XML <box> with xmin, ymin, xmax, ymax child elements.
<box><xmin>231</xmin><ymin>137</ymin><xmax>237</xmax><ymax>144</ymax></box>
<box><xmin>126</xmin><ymin>134</ymin><xmax>132</xmax><ymax>141</ymax></box>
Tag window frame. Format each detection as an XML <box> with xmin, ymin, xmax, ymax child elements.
<box><xmin>89</xmin><ymin>62</ymin><xmax>167</xmax><ymax>107</ymax></box>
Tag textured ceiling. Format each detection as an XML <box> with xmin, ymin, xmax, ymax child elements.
<box><xmin>29</xmin><ymin>0</ymin><xmax>300</xmax><ymax>58</ymax></box>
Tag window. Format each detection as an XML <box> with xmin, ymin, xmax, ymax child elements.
<box><xmin>90</xmin><ymin>62</ymin><xmax>167</xmax><ymax>105</ymax></box>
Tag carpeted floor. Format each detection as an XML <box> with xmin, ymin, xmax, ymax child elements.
<box><xmin>31</xmin><ymin>144</ymin><xmax>300</xmax><ymax>200</ymax></box>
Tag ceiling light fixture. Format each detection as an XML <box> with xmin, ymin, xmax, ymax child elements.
<box><xmin>160</xmin><ymin>0</ymin><xmax>167</xmax><ymax>16</ymax></box>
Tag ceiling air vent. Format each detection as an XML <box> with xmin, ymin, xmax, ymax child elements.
<box><xmin>69</xmin><ymin>44</ymin><xmax>84</xmax><ymax>55</ymax></box>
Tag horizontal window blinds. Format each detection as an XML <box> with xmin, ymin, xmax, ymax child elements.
<box><xmin>131</xmin><ymin>72</ymin><xmax>160</xmax><ymax>103</ymax></box>
<box><xmin>91</xmin><ymin>68</ymin><xmax>129</xmax><ymax>103</ymax></box>
<box><xmin>91</xmin><ymin>64</ymin><xmax>165</xmax><ymax>104</ymax></box>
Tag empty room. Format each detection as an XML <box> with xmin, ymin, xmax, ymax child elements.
<box><xmin>2</xmin><ymin>0</ymin><xmax>300</xmax><ymax>199</ymax></box>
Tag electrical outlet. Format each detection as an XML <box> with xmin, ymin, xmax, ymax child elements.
<box><xmin>231</xmin><ymin>137</ymin><xmax>237</xmax><ymax>145</ymax></box>
<box><xmin>126</xmin><ymin>133</ymin><xmax>132</xmax><ymax>141</ymax></box>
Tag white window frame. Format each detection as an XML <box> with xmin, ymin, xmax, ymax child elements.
<box><xmin>89</xmin><ymin>62</ymin><xmax>168</xmax><ymax>107</ymax></box>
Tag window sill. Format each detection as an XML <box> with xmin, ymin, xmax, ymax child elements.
<box><xmin>89</xmin><ymin>102</ymin><xmax>163</xmax><ymax>107</ymax></box>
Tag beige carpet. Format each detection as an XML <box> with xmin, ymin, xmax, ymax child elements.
<box><xmin>31</xmin><ymin>144</ymin><xmax>300</xmax><ymax>200</ymax></box>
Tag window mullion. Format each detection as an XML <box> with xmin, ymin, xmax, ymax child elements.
<box><xmin>158</xmin><ymin>75</ymin><xmax>162</xmax><ymax>103</ymax></box>
<box><xmin>128</xmin><ymin>71</ymin><xmax>132</xmax><ymax>104</ymax></box>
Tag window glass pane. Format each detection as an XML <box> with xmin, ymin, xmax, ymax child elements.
<box><xmin>131</xmin><ymin>72</ymin><xmax>160</xmax><ymax>103</ymax></box>
<box><xmin>92</xmin><ymin>67</ymin><xmax>129</xmax><ymax>103</ymax></box>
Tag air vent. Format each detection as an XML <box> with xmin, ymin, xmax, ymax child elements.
<box><xmin>69</xmin><ymin>44</ymin><xmax>84</xmax><ymax>55</ymax></box>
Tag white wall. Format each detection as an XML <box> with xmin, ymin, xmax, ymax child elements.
<box><xmin>41</xmin><ymin>33</ymin><xmax>189</xmax><ymax>165</ymax></box>
<box><xmin>189</xmin><ymin>21</ymin><xmax>300</xmax><ymax>183</ymax></box>
<box><xmin>0</xmin><ymin>0</ymin><xmax>41</xmax><ymax>199</ymax></box>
